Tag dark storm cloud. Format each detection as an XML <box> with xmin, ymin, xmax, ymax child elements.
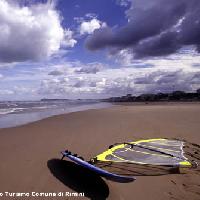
<box><xmin>86</xmin><ymin>0</ymin><xmax>200</xmax><ymax>58</ymax></box>
<box><xmin>133</xmin><ymin>31</ymin><xmax>180</xmax><ymax>58</ymax></box>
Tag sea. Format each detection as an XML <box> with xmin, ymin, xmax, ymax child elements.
<box><xmin>0</xmin><ymin>100</ymin><xmax>111</xmax><ymax>128</ymax></box>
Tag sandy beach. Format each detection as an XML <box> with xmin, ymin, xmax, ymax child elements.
<box><xmin>0</xmin><ymin>103</ymin><xmax>200</xmax><ymax>200</ymax></box>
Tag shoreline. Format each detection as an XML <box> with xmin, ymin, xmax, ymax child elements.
<box><xmin>0</xmin><ymin>103</ymin><xmax>200</xmax><ymax>200</ymax></box>
<box><xmin>0</xmin><ymin>102</ymin><xmax>199</xmax><ymax>130</ymax></box>
<box><xmin>112</xmin><ymin>101</ymin><xmax>200</xmax><ymax>106</ymax></box>
<box><xmin>0</xmin><ymin>102</ymin><xmax>111</xmax><ymax>129</ymax></box>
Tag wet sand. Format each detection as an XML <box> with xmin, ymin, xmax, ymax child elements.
<box><xmin>0</xmin><ymin>103</ymin><xmax>200</xmax><ymax>200</ymax></box>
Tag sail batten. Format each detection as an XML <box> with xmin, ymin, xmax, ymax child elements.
<box><xmin>95</xmin><ymin>139</ymin><xmax>192</xmax><ymax>167</ymax></box>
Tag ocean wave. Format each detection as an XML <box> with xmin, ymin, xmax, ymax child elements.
<box><xmin>0</xmin><ymin>100</ymin><xmax>102</xmax><ymax>116</ymax></box>
<box><xmin>0</xmin><ymin>108</ymin><xmax>19</xmax><ymax>115</ymax></box>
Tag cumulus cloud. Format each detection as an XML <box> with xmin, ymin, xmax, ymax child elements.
<box><xmin>86</xmin><ymin>0</ymin><xmax>200</xmax><ymax>58</ymax></box>
<box><xmin>112</xmin><ymin>49</ymin><xmax>134</xmax><ymax>66</ymax></box>
<box><xmin>80</xmin><ymin>18</ymin><xmax>106</xmax><ymax>35</ymax></box>
<box><xmin>63</xmin><ymin>29</ymin><xmax>77</xmax><ymax>48</ymax></box>
<box><xmin>116</xmin><ymin>0</ymin><xmax>130</xmax><ymax>7</ymax></box>
<box><xmin>85</xmin><ymin>13</ymin><xmax>98</xmax><ymax>19</ymax></box>
<box><xmin>48</xmin><ymin>70</ymin><xmax>64</xmax><ymax>76</ymax></box>
<box><xmin>39</xmin><ymin>54</ymin><xmax>199</xmax><ymax>99</ymax></box>
<box><xmin>0</xmin><ymin>89</ymin><xmax>14</xmax><ymax>95</ymax></box>
<box><xmin>192</xmin><ymin>63</ymin><xmax>200</xmax><ymax>68</ymax></box>
<box><xmin>37</xmin><ymin>62</ymin><xmax>200</xmax><ymax>98</ymax></box>
<box><xmin>99</xmin><ymin>70</ymin><xmax>200</xmax><ymax>96</ymax></box>
<box><xmin>0</xmin><ymin>0</ymin><xmax>76</xmax><ymax>63</ymax></box>
<box><xmin>134</xmin><ymin>70</ymin><xmax>200</xmax><ymax>94</ymax></box>
<box><xmin>1</xmin><ymin>55</ymin><xmax>199</xmax><ymax>99</ymax></box>
<box><xmin>75</xmin><ymin>62</ymin><xmax>103</xmax><ymax>74</ymax></box>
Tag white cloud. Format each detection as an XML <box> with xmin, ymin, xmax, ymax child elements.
<box><xmin>36</xmin><ymin>60</ymin><xmax>200</xmax><ymax>99</ymax></box>
<box><xmin>116</xmin><ymin>0</ymin><xmax>130</xmax><ymax>7</ymax></box>
<box><xmin>0</xmin><ymin>89</ymin><xmax>14</xmax><ymax>95</ymax></box>
<box><xmin>1</xmin><ymin>54</ymin><xmax>199</xmax><ymax>99</ymax></box>
<box><xmin>0</xmin><ymin>0</ymin><xmax>76</xmax><ymax>63</ymax></box>
<box><xmin>111</xmin><ymin>49</ymin><xmax>134</xmax><ymax>66</ymax></box>
<box><xmin>80</xmin><ymin>18</ymin><xmax>106</xmax><ymax>35</ymax></box>
<box><xmin>75</xmin><ymin>62</ymin><xmax>104</xmax><ymax>74</ymax></box>
<box><xmin>85</xmin><ymin>13</ymin><xmax>98</xmax><ymax>19</ymax></box>
<box><xmin>48</xmin><ymin>70</ymin><xmax>64</xmax><ymax>76</ymax></box>
<box><xmin>133</xmin><ymin>70</ymin><xmax>199</xmax><ymax>94</ymax></box>
<box><xmin>111</xmin><ymin>47</ymin><xmax>200</xmax><ymax>72</ymax></box>
<box><xmin>2</xmin><ymin>64</ymin><xmax>199</xmax><ymax>99</ymax></box>
<box><xmin>63</xmin><ymin>29</ymin><xmax>77</xmax><ymax>48</ymax></box>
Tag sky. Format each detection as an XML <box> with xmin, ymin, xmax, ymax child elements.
<box><xmin>0</xmin><ymin>0</ymin><xmax>199</xmax><ymax>100</ymax></box>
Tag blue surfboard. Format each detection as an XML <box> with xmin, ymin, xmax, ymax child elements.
<box><xmin>61</xmin><ymin>151</ymin><xmax>135</xmax><ymax>183</ymax></box>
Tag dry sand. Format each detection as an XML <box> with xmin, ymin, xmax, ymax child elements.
<box><xmin>0</xmin><ymin>103</ymin><xmax>200</xmax><ymax>200</ymax></box>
